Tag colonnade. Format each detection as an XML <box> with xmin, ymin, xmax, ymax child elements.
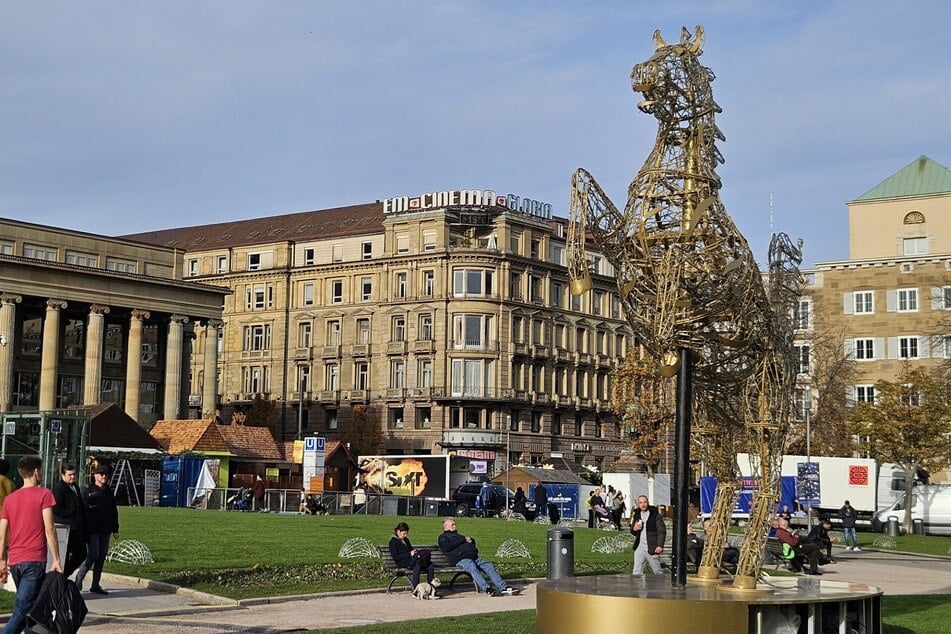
<box><xmin>0</xmin><ymin>294</ymin><xmax>221</xmax><ymax>420</ymax></box>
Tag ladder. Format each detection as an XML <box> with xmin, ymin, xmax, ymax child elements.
<box><xmin>109</xmin><ymin>459</ymin><xmax>141</xmax><ymax>506</ymax></box>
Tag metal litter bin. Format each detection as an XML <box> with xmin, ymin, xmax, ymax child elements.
<box><xmin>887</xmin><ymin>515</ymin><xmax>900</xmax><ymax>537</ymax></box>
<box><xmin>547</xmin><ymin>527</ymin><xmax>574</xmax><ymax>579</ymax></box>
<box><xmin>913</xmin><ymin>518</ymin><xmax>924</xmax><ymax>535</ymax></box>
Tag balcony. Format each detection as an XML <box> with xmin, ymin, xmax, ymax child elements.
<box><xmin>385</xmin><ymin>388</ymin><xmax>405</xmax><ymax>401</ymax></box>
<box><xmin>346</xmin><ymin>390</ymin><xmax>369</xmax><ymax>403</ymax></box>
<box><xmin>293</xmin><ymin>347</ymin><xmax>312</xmax><ymax>360</ymax></box>
<box><xmin>531</xmin><ymin>392</ymin><xmax>549</xmax><ymax>404</ymax></box>
<box><xmin>414</xmin><ymin>339</ymin><xmax>435</xmax><ymax>353</ymax></box>
<box><xmin>451</xmin><ymin>339</ymin><xmax>500</xmax><ymax>353</ymax></box>
<box><xmin>574</xmin><ymin>351</ymin><xmax>592</xmax><ymax>365</ymax></box>
<box><xmin>318</xmin><ymin>390</ymin><xmax>339</xmax><ymax>403</ymax></box>
<box><xmin>432</xmin><ymin>386</ymin><xmax>513</xmax><ymax>401</ymax></box>
<box><xmin>239</xmin><ymin>349</ymin><xmax>270</xmax><ymax>361</ymax></box>
<box><xmin>574</xmin><ymin>396</ymin><xmax>592</xmax><ymax>409</ymax></box>
<box><xmin>408</xmin><ymin>387</ymin><xmax>433</xmax><ymax>399</ymax></box>
<box><xmin>555</xmin><ymin>347</ymin><xmax>569</xmax><ymax>362</ymax></box>
<box><xmin>387</xmin><ymin>341</ymin><xmax>407</xmax><ymax>355</ymax></box>
<box><xmin>513</xmin><ymin>389</ymin><xmax>529</xmax><ymax>401</ymax></box>
<box><xmin>321</xmin><ymin>345</ymin><xmax>341</xmax><ymax>359</ymax></box>
<box><xmin>513</xmin><ymin>340</ymin><xmax>529</xmax><ymax>355</ymax></box>
<box><xmin>440</xmin><ymin>428</ymin><xmax>502</xmax><ymax>449</ymax></box>
<box><xmin>290</xmin><ymin>391</ymin><xmax>311</xmax><ymax>401</ymax></box>
<box><xmin>556</xmin><ymin>395</ymin><xmax>572</xmax><ymax>407</ymax></box>
<box><xmin>532</xmin><ymin>344</ymin><xmax>550</xmax><ymax>358</ymax></box>
<box><xmin>351</xmin><ymin>343</ymin><xmax>371</xmax><ymax>357</ymax></box>
<box><xmin>596</xmin><ymin>353</ymin><xmax>612</xmax><ymax>366</ymax></box>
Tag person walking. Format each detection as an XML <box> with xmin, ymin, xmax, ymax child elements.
<box><xmin>75</xmin><ymin>465</ymin><xmax>119</xmax><ymax>594</ymax></box>
<box><xmin>629</xmin><ymin>495</ymin><xmax>666</xmax><ymax>574</ymax></box>
<box><xmin>52</xmin><ymin>462</ymin><xmax>87</xmax><ymax>578</ymax></box>
<box><xmin>252</xmin><ymin>474</ymin><xmax>266</xmax><ymax>512</ymax></box>
<box><xmin>839</xmin><ymin>500</ymin><xmax>860</xmax><ymax>551</ymax></box>
<box><xmin>0</xmin><ymin>455</ymin><xmax>63</xmax><ymax>634</ymax></box>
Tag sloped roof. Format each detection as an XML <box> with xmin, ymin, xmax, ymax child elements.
<box><xmin>149</xmin><ymin>419</ymin><xmax>229</xmax><ymax>455</ymax></box>
<box><xmin>218</xmin><ymin>424</ymin><xmax>283</xmax><ymax>460</ymax></box>
<box><xmin>854</xmin><ymin>155</ymin><xmax>951</xmax><ymax>201</ymax></box>
<box><xmin>120</xmin><ymin>202</ymin><xmax>385</xmax><ymax>251</ymax></box>
<box><xmin>496</xmin><ymin>465</ymin><xmax>589</xmax><ymax>485</ymax></box>
<box><xmin>71</xmin><ymin>404</ymin><xmax>164</xmax><ymax>450</ymax></box>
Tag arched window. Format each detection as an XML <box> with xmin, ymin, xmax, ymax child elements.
<box><xmin>903</xmin><ymin>211</ymin><xmax>925</xmax><ymax>224</ymax></box>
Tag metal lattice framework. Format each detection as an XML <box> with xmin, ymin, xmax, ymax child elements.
<box><xmin>567</xmin><ymin>26</ymin><xmax>802</xmax><ymax>588</ymax></box>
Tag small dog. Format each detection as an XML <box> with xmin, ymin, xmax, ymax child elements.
<box><xmin>412</xmin><ymin>577</ymin><xmax>441</xmax><ymax>600</ymax></box>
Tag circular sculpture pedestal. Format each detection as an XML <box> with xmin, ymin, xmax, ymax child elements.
<box><xmin>537</xmin><ymin>575</ymin><xmax>882</xmax><ymax>634</ymax></box>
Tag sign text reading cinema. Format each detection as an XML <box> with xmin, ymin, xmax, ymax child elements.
<box><xmin>383</xmin><ymin>189</ymin><xmax>552</xmax><ymax>219</ymax></box>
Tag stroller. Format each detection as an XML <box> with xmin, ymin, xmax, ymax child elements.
<box><xmin>593</xmin><ymin>504</ymin><xmax>615</xmax><ymax>529</ymax></box>
<box><xmin>226</xmin><ymin>486</ymin><xmax>253</xmax><ymax>511</ymax></box>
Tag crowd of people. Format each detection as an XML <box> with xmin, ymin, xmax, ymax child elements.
<box><xmin>0</xmin><ymin>456</ymin><xmax>119</xmax><ymax>633</ymax></box>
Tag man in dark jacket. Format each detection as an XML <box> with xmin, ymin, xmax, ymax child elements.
<box><xmin>74</xmin><ymin>465</ymin><xmax>119</xmax><ymax>594</ymax></box>
<box><xmin>630</xmin><ymin>495</ymin><xmax>666</xmax><ymax>574</ymax></box>
<box><xmin>839</xmin><ymin>500</ymin><xmax>860</xmax><ymax>551</ymax></box>
<box><xmin>438</xmin><ymin>518</ymin><xmax>517</xmax><ymax>596</ymax></box>
<box><xmin>52</xmin><ymin>463</ymin><xmax>87</xmax><ymax>578</ymax></box>
<box><xmin>775</xmin><ymin>516</ymin><xmax>822</xmax><ymax>575</ymax></box>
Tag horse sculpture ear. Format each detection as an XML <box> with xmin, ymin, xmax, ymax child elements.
<box><xmin>652</xmin><ymin>29</ymin><xmax>666</xmax><ymax>50</ymax></box>
<box><xmin>689</xmin><ymin>25</ymin><xmax>705</xmax><ymax>54</ymax></box>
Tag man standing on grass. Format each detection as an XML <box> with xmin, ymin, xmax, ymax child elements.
<box><xmin>438</xmin><ymin>517</ymin><xmax>517</xmax><ymax>596</ymax></box>
<box><xmin>0</xmin><ymin>455</ymin><xmax>63</xmax><ymax>634</ymax></box>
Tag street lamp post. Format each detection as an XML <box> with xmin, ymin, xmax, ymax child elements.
<box><xmin>805</xmin><ymin>403</ymin><xmax>812</xmax><ymax>531</ymax></box>
<box><xmin>297</xmin><ymin>367</ymin><xmax>305</xmax><ymax>441</ymax></box>
<box><xmin>506</xmin><ymin>415</ymin><xmax>511</xmax><ymax>511</ymax></box>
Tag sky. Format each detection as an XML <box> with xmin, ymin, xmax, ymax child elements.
<box><xmin>2</xmin><ymin>1</ymin><xmax>949</xmax><ymax>267</ymax></box>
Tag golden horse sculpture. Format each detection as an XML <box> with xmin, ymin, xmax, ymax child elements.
<box><xmin>567</xmin><ymin>26</ymin><xmax>803</xmax><ymax>588</ymax></box>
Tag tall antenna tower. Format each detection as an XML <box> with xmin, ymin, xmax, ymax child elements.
<box><xmin>769</xmin><ymin>191</ymin><xmax>774</xmax><ymax>236</ymax></box>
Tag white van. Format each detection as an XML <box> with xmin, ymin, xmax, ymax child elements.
<box><xmin>871</xmin><ymin>484</ymin><xmax>951</xmax><ymax>535</ymax></box>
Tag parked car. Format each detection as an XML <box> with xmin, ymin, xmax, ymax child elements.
<box><xmin>871</xmin><ymin>484</ymin><xmax>951</xmax><ymax>535</ymax></box>
<box><xmin>450</xmin><ymin>483</ymin><xmax>537</xmax><ymax>519</ymax></box>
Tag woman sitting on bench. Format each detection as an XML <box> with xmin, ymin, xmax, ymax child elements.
<box><xmin>389</xmin><ymin>522</ymin><xmax>435</xmax><ymax>589</ymax></box>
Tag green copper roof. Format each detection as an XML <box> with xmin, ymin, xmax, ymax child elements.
<box><xmin>855</xmin><ymin>155</ymin><xmax>951</xmax><ymax>201</ymax></box>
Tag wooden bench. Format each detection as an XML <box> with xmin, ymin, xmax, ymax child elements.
<box><xmin>763</xmin><ymin>537</ymin><xmax>798</xmax><ymax>571</ymax></box>
<box><xmin>378</xmin><ymin>545</ymin><xmax>475</xmax><ymax>593</ymax></box>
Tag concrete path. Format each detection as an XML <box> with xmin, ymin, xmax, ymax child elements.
<box><xmin>15</xmin><ymin>545</ymin><xmax>951</xmax><ymax>632</ymax></box>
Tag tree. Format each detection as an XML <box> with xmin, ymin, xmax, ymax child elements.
<box><xmin>611</xmin><ymin>349</ymin><xmax>675</xmax><ymax>479</ymax></box>
<box><xmin>338</xmin><ymin>405</ymin><xmax>384</xmax><ymax>460</ymax></box>
<box><xmin>850</xmin><ymin>364</ymin><xmax>951</xmax><ymax>532</ymax></box>
<box><xmin>240</xmin><ymin>394</ymin><xmax>280</xmax><ymax>439</ymax></box>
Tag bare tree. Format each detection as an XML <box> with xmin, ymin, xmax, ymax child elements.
<box><xmin>338</xmin><ymin>405</ymin><xmax>384</xmax><ymax>460</ymax></box>
<box><xmin>850</xmin><ymin>363</ymin><xmax>951</xmax><ymax>532</ymax></box>
<box><xmin>611</xmin><ymin>349</ymin><xmax>675</xmax><ymax>479</ymax></box>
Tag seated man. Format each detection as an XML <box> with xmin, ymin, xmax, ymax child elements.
<box><xmin>685</xmin><ymin>525</ymin><xmax>704</xmax><ymax>566</ymax></box>
<box><xmin>700</xmin><ymin>520</ymin><xmax>739</xmax><ymax>568</ymax></box>
<box><xmin>438</xmin><ymin>517</ymin><xmax>517</xmax><ymax>596</ymax></box>
<box><xmin>804</xmin><ymin>519</ymin><xmax>835</xmax><ymax>564</ymax></box>
<box><xmin>774</xmin><ymin>516</ymin><xmax>822</xmax><ymax>575</ymax></box>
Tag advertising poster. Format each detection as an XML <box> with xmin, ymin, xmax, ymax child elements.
<box><xmin>356</xmin><ymin>455</ymin><xmax>449</xmax><ymax>497</ymax></box>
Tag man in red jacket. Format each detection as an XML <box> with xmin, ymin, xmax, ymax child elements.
<box><xmin>775</xmin><ymin>516</ymin><xmax>822</xmax><ymax>575</ymax></box>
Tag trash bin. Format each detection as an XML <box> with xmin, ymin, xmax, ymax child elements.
<box><xmin>547</xmin><ymin>527</ymin><xmax>574</xmax><ymax>579</ymax></box>
<box><xmin>887</xmin><ymin>515</ymin><xmax>900</xmax><ymax>537</ymax></box>
<box><xmin>913</xmin><ymin>518</ymin><xmax>925</xmax><ymax>535</ymax></box>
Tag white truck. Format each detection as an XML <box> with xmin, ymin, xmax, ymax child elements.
<box><xmin>736</xmin><ymin>453</ymin><xmax>906</xmax><ymax>528</ymax></box>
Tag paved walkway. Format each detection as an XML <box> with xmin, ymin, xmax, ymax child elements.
<box><xmin>9</xmin><ymin>545</ymin><xmax>951</xmax><ymax>632</ymax></box>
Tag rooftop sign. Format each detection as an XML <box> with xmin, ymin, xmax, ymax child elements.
<box><xmin>383</xmin><ymin>189</ymin><xmax>552</xmax><ymax>220</ymax></box>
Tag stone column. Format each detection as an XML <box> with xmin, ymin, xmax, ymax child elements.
<box><xmin>124</xmin><ymin>309</ymin><xmax>150</xmax><ymax>419</ymax></box>
<box><xmin>39</xmin><ymin>299</ymin><xmax>68</xmax><ymax>411</ymax></box>
<box><xmin>202</xmin><ymin>319</ymin><xmax>222</xmax><ymax>419</ymax></box>
<box><xmin>163</xmin><ymin>314</ymin><xmax>189</xmax><ymax>420</ymax></box>
<box><xmin>0</xmin><ymin>294</ymin><xmax>22</xmax><ymax>412</ymax></box>
<box><xmin>82</xmin><ymin>304</ymin><xmax>110</xmax><ymax>405</ymax></box>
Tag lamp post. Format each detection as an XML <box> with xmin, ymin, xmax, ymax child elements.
<box><xmin>805</xmin><ymin>401</ymin><xmax>812</xmax><ymax>531</ymax></box>
<box><xmin>297</xmin><ymin>367</ymin><xmax>306</xmax><ymax>441</ymax></box>
<box><xmin>506</xmin><ymin>414</ymin><xmax>511</xmax><ymax>511</ymax></box>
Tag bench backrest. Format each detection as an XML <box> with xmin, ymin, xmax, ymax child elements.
<box><xmin>378</xmin><ymin>545</ymin><xmax>455</xmax><ymax>571</ymax></box>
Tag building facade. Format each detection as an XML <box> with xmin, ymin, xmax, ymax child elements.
<box><xmin>126</xmin><ymin>190</ymin><xmax>633</xmax><ymax>471</ymax></box>
<box><xmin>802</xmin><ymin>156</ymin><xmax>951</xmax><ymax>451</ymax></box>
<box><xmin>0</xmin><ymin>218</ymin><xmax>229</xmax><ymax>426</ymax></box>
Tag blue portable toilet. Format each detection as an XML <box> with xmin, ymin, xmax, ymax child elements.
<box><xmin>160</xmin><ymin>455</ymin><xmax>206</xmax><ymax>507</ymax></box>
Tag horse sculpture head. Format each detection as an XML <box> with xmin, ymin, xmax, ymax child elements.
<box><xmin>631</xmin><ymin>25</ymin><xmax>717</xmax><ymax>123</ymax></box>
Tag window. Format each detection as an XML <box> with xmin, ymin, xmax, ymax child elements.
<box><xmin>302</xmin><ymin>282</ymin><xmax>314</xmax><ymax>307</ymax></box>
<box><xmin>597</xmin><ymin>331</ymin><xmax>607</xmax><ymax>354</ymax></box>
<box><xmin>332</xmin><ymin>244</ymin><xmax>343</xmax><ymax>262</ymax></box>
<box><xmin>331</xmin><ymin>279</ymin><xmax>343</xmax><ymax>304</ymax></box>
<box><xmin>23</xmin><ymin>244</ymin><xmax>57</xmax><ymax>261</ymax></box>
<box><xmin>793</xmin><ymin>300</ymin><xmax>811</xmax><ymax>330</ymax></box>
<box><xmin>243</xmin><ymin>324</ymin><xmax>271</xmax><ymax>351</ymax></box>
<box><xmin>794</xmin><ymin>387</ymin><xmax>811</xmax><ymax>420</ymax></box>
<box><xmin>510</xmin><ymin>271</ymin><xmax>522</xmax><ymax>300</ymax></box>
<box><xmin>422</xmin><ymin>270</ymin><xmax>435</xmax><ymax>297</ymax></box>
<box><xmin>593</xmin><ymin>290</ymin><xmax>603</xmax><ymax>316</ymax></box>
<box><xmin>356</xmin><ymin>318</ymin><xmax>370</xmax><ymax>344</ymax></box>
<box><xmin>243</xmin><ymin>366</ymin><xmax>270</xmax><ymax>393</ymax></box>
<box><xmin>855</xmin><ymin>385</ymin><xmax>875</xmax><ymax>404</ymax></box>
<box><xmin>901</xmin><ymin>385</ymin><xmax>923</xmax><ymax>407</ymax></box>
<box><xmin>904</xmin><ymin>237</ymin><xmax>927</xmax><ymax>256</ymax></box>
<box><xmin>395</xmin><ymin>272</ymin><xmax>407</xmax><ymax>298</ymax></box>
<box><xmin>574</xmin><ymin>415</ymin><xmax>583</xmax><ymax>436</ymax></box>
<box><xmin>303</xmin><ymin>248</ymin><xmax>315</xmax><ymax>265</ymax></box>
<box><xmin>392</xmin><ymin>316</ymin><xmax>406</xmax><ymax>342</ymax></box>
<box><xmin>419</xmin><ymin>314</ymin><xmax>433</xmax><ymax>341</ymax></box>
<box><xmin>361</xmin><ymin>277</ymin><xmax>373</xmax><ymax>301</ymax></box>
<box><xmin>355</xmin><ymin>362</ymin><xmax>369</xmax><ymax>389</ymax></box>
<box><xmin>248</xmin><ymin>253</ymin><xmax>262</xmax><ymax>271</ymax></box>
<box><xmin>298</xmin><ymin>322</ymin><xmax>312</xmax><ymax>347</ymax></box>
<box><xmin>530</xmin><ymin>240</ymin><xmax>540</xmax><ymax>260</ymax></box>
<box><xmin>423</xmin><ymin>231</ymin><xmax>436</xmax><ymax>251</ymax></box>
<box><xmin>854</xmin><ymin>338</ymin><xmax>875</xmax><ymax>360</ymax></box>
<box><xmin>612</xmin><ymin>294</ymin><xmax>621</xmax><ymax>319</ymax></box>
<box><xmin>66</xmin><ymin>251</ymin><xmax>98</xmax><ymax>267</ymax></box>
<box><xmin>325</xmin><ymin>363</ymin><xmax>339</xmax><ymax>390</ymax></box>
<box><xmin>216</xmin><ymin>255</ymin><xmax>228</xmax><ymax>273</ymax></box>
<box><xmin>105</xmin><ymin>257</ymin><xmax>136</xmax><ymax>273</ymax></box>
<box><xmin>512</xmin><ymin>316</ymin><xmax>524</xmax><ymax>343</ymax></box>
<box><xmin>852</xmin><ymin>291</ymin><xmax>873</xmax><ymax>314</ymax></box>
<box><xmin>897</xmin><ymin>288</ymin><xmax>918</xmax><ymax>312</ymax></box>
<box><xmin>571</xmin><ymin>293</ymin><xmax>581</xmax><ymax>311</ymax></box>
<box><xmin>576</xmin><ymin>328</ymin><xmax>588</xmax><ymax>352</ymax></box>
<box><xmin>297</xmin><ymin>365</ymin><xmax>311</xmax><ymax>392</ymax></box>
<box><xmin>510</xmin><ymin>234</ymin><xmax>521</xmax><ymax>254</ymax></box>
<box><xmin>451</xmin><ymin>358</ymin><xmax>491</xmax><ymax>397</ymax></box>
<box><xmin>550</xmin><ymin>243</ymin><xmax>563</xmax><ymax>265</ymax></box>
<box><xmin>0</xmin><ymin>241</ymin><xmax>13</xmax><ymax>255</ymax></box>
<box><xmin>327</xmin><ymin>409</ymin><xmax>338</xmax><ymax>429</ymax></box>
<box><xmin>390</xmin><ymin>360</ymin><xmax>405</xmax><ymax>388</ymax></box>
<box><xmin>551</xmin><ymin>281</ymin><xmax>563</xmax><ymax>308</ymax></box>
<box><xmin>362</xmin><ymin>241</ymin><xmax>373</xmax><ymax>260</ymax></box>
<box><xmin>899</xmin><ymin>336</ymin><xmax>919</xmax><ymax>359</ymax></box>
<box><xmin>509</xmin><ymin>411</ymin><xmax>519</xmax><ymax>431</ymax></box>
<box><xmin>554</xmin><ymin>324</ymin><xmax>566</xmax><ymax>348</ymax></box>
<box><xmin>553</xmin><ymin>413</ymin><xmax>562</xmax><ymax>435</ymax></box>
<box><xmin>453</xmin><ymin>269</ymin><xmax>494</xmax><ymax>297</ymax></box>
<box><xmin>389</xmin><ymin>407</ymin><xmax>405</xmax><ymax>429</ymax></box>
<box><xmin>531</xmin><ymin>412</ymin><xmax>542</xmax><ymax>433</ymax></box>
<box><xmin>530</xmin><ymin>276</ymin><xmax>542</xmax><ymax>302</ymax></box>
<box><xmin>794</xmin><ymin>344</ymin><xmax>810</xmax><ymax>375</ymax></box>
<box><xmin>531</xmin><ymin>319</ymin><xmax>544</xmax><ymax>345</ymax></box>
<box><xmin>186</xmin><ymin>259</ymin><xmax>199</xmax><ymax>276</ymax></box>
<box><xmin>246</xmin><ymin>284</ymin><xmax>274</xmax><ymax>310</ymax></box>
<box><xmin>453</xmin><ymin>314</ymin><xmax>493</xmax><ymax>349</ymax></box>
<box><xmin>419</xmin><ymin>359</ymin><xmax>433</xmax><ymax>388</ymax></box>
<box><xmin>416</xmin><ymin>407</ymin><xmax>432</xmax><ymax>429</ymax></box>
<box><xmin>397</xmin><ymin>234</ymin><xmax>409</xmax><ymax>254</ymax></box>
<box><xmin>326</xmin><ymin>320</ymin><xmax>341</xmax><ymax>345</ymax></box>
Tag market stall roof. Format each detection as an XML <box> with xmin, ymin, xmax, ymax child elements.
<box><xmin>69</xmin><ymin>404</ymin><xmax>164</xmax><ymax>451</ymax></box>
